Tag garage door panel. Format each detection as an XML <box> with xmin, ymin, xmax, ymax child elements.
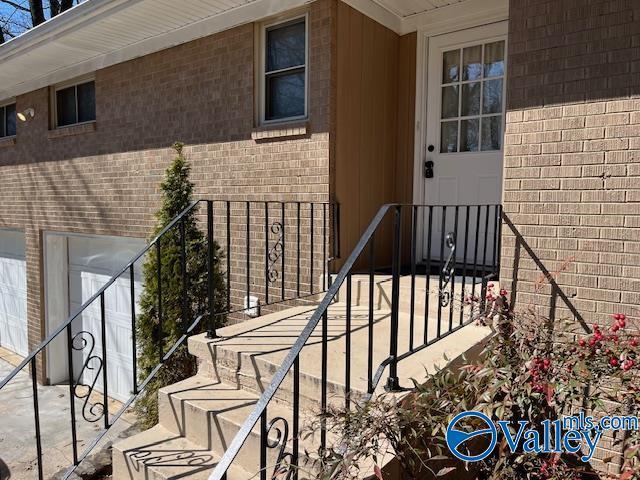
<box><xmin>68</xmin><ymin>235</ymin><xmax>144</xmax><ymax>403</ymax></box>
<box><xmin>0</xmin><ymin>230</ymin><xmax>28</xmax><ymax>357</ymax></box>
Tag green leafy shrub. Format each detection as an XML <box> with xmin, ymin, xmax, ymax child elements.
<box><xmin>134</xmin><ymin>142</ymin><xmax>226</xmax><ymax>428</ymax></box>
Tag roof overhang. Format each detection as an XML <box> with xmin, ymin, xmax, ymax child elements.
<box><xmin>342</xmin><ymin>0</ymin><xmax>509</xmax><ymax>36</ymax></box>
<box><xmin>0</xmin><ymin>0</ymin><xmax>311</xmax><ymax>100</ymax></box>
<box><xmin>0</xmin><ymin>0</ymin><xmax>508</xmax><ymax>101</ymax></box>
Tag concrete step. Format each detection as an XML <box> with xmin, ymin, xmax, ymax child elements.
<box><xmin>188</xmin><ymin>300</ymin><xmax>491</xmax><ymax>409</ymax></box>
<box><xmin>157</xmin><ymin>375</ymin><xmax>322</xmax><ymax>475</ymax></box>
<box><xmin>112</xmin><ymin>424</ymin><xmax>250</xmax><ymax>480</ymax></box>
<box><xmin>334</xmin><ymin>274</ymin><xmax>493</xmax><ymax>318</ymax></box>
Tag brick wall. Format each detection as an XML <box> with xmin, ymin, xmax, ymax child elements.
<box><xmin>0</xmin><ymin>0</ymin><xmax>334</xmax><ymax>369</ymax></box>
<box><xmin>503</xmin><ymin>0</ymin><xmax>640</xmax><ymax>474</ymax></box>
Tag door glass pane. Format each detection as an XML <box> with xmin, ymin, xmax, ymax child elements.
<box><xmin>441</xmin><ymin>85</ymin><xmax>459</xmax><ymax>119</ymax></box>
<box><xmin>266</xmin><ymin>20</ymin><xmax>305</xmax><ymax>72</ymax></box>
<box><xmin>482</xmin><ymin>116</ymin><xmax>502</xmax><ymax>151</ymax></box>
<box><xmin>463</xmin><ymin>45</ymin><xmax>482</xmax><ymax>81</ymax></box>
<box><xmin>441</xmin><ymin>121</ymin><xmax>458</xmax><ymax>153</ymax></box>
<box><xmin>461</xmin><ymin>82</ymin><xmax>481</xmax><ymax>117</ymax></box>
<box><xmin>5</xmin><ymin>104</ymin><xmax>16</xmax><ymax>136</ymax></box>
<box><xmin>484</xmin><ymin>41</ymin><xmax>505</xmax><ymax>78</ymax></box>
<box><xmin>442</xmin><ymin>49</ymin><xmax>460</xmax><ymax>83</ymax></box>
<box><xmin>77</xmin><ymin>82</ymin><xmax>96</xmax><ymax>123</ymax></box>
<box><xmin>265</xmin><ymin>70</ymin><xmax>305</xmax><ymax>120</ymax></box>
<box><xmin>0</xmin><ymin>107</ymin><xmax>5</xmax><ymax>137</ymax></box>
<box><xmin>56</xmin><ymin>86</ymin><xmax>77</xmax><ymax>127</ymax></box>
<box><xmin>483</xmin><ymin>79</ymin><xmax>503</xmax><ymax>114</ymax></box>
<box><xmin>460</xmin><ymin>119</ymin><xmax>479</xmax><ymax>152</ymax></box>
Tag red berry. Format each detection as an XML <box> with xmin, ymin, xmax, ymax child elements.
<box><xmin>631</xmin><ymin>339</ymin><xmax>639</xmax><ymax>347</ymax></box>
<box><xmin>610</xmin><ymin>358</ymin><xmax>619</xmax><ymax>367</ymax></box>
<box><xmin>579</xmin><ymin>339</ymin><xmax>586</xmax><ymax>347</ymax></box>
<box><xmin>500</xmin><ymin>289</ymin><xmax>508</xmax><ymax>296</ymax></box>
<box><xmin>611</xmin><ymin>325</ymin><xmax>620</xmax><ymax>332</ymax></box>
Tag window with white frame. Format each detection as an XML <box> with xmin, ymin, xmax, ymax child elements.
<box><xmin>262</xmin><ymin>16</ymin><xmax>307</xmax><ymax>123</ymax></box>
<box><xmin>0</xmin><ymin>103</ymin><xmax>16</xmax><ymax>138</ymax></box>
<box><xmin>55</xmin><ymin>79</ymin><xmax>96</xmax><ymax>127</ymax></box>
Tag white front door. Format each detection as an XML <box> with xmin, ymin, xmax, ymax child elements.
<box><xmin>0</xmin><ymin>230</ymin><xmax>28</xmax><ymax>356</ymax></box>
<box><xmin>423</xmin><ymin>22</ymin><xmax>507</xmax><ymax>262</ymax></box>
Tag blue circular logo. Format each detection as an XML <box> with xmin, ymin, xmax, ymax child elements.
<box><xmin>446</xmin><ymin>411</ymin><xmax>497</xmax><ymax>462</ymax></box>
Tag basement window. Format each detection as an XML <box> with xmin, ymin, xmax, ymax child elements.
<box><xmin>260</xmin><ymin>15</ymin><xmax>307</xmax><ymax>124</ymax></box>
<box><xmin>54</xmin><ymin>80</ymin><xmax>96</xmax><ymax>128</ymax></box>
<box><xmin>0</xmin><ymin>103</ymin><xmax>16</xmax><ymax>138</ymax></box>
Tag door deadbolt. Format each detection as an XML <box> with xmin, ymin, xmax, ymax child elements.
<box><xmin>425</xmin><ymin>160</ymin><xmax>434</xmax><ymax>178</ymax></box>
<box><xmin>427</xmin><ymin>144</ymin><xmax>435</xmax><ymax>152</ymax></box>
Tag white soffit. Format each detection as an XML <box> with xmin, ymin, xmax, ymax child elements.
<box><xmin>0</xmin><ymin>0</ymin><xmax>311</xmax><ymax>100</ymax></box>
<box><xmin>342</xmin><ymin>0</ymin><xmax>509</xmax><ymax>35</ymax></box>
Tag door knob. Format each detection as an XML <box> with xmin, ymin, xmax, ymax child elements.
<box><xmin>425</xmin><ymin>160</ymin><xmax>434</xmax><ymax>178</ymax></box>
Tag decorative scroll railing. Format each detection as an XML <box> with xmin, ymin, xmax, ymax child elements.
<box><xmin>209</xmin><ymin>203</ymin><xmax>502</xmax><ymax>480</ymax></box>
<box><xmin>0</xmin><ymin>199</ymin><xmax>338</xmax><ymax>480</ymax></box>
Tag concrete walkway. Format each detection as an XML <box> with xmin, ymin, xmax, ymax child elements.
<box><xmin>0</xmin><ymin>356</ymin><xmax>133</xmax><ymax>479</ymax></box>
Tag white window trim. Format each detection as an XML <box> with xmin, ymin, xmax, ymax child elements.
<box><xmin>51</xmin><ymin>75</ymin><xmax>96</xmax><ymax>129</ymax></box>
<box><xmin>0</xmin><ymin>99</ymin><xmax>17</xmax><ymax>138</ymax></box>
<box><xmin>258</xmin><ymin>13</ymin><xmax>308</xmax><ymax>126</ymax></box>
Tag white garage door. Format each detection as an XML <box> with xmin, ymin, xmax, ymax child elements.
<box><xmin>69</xmin><ymin>235</ymin><xmax>144</xmax><ymax>402</ymax></box>
<box><xmin>0</xmin><ymin>230</ymin><xmax>28</xmax><ymax>357</ymax></box>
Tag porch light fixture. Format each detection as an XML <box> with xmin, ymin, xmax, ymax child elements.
<box><xmin>17</xmin><ymin>107</ymin><xmax>35</xmax><ymax>122</ymax></box>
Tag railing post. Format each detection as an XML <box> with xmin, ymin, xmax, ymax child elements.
<box><xmin>386</xmin><ymin>205</ymin><xmax>402</xmax><ymax>392</ymax></box>
<box><xmin>179</xmin><ymin>219</ymin><xmax>188</xmax><ymax>334</ymax></box>
<box><xmin>157</xmin><ymin>239</ymin><xmax>163</xmax><ymax>361</ymax></box>
<box><xmin>206</xmin><ymin>200</ymin><xmax>217</xmax><ymax>339</ymax></box>
<box><xmin>130</xmin><ymin>265</ymin><xmax>138</xmax><ymax>394</ymax></box>
<box><xmin>31</xmin><ymin>357</ymin><xmax>44</xmax><ymax>480</ymax></box>
<box><xmin>100</xmin><ymin>292</ymin><xmax>110</xmax><ymax>428</ymax></box>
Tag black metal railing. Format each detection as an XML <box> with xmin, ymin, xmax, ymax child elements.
<box><xmin>0</xmin><ymin>199</ymin><xmax>337</xmax><ymax>480</ymax></box>
<box><xmin>209</xmin><ymin>203</ymin><xmax>502</xmax><ymax>480</ymax></box>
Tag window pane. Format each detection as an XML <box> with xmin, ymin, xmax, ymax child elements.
<box><xmin>265</xmin><ymin>70</ymin><xmax>305</xmax><ymax>120</ymax></box>
<box><xmin>0</xmin><ymin>107</ymin><xmax>5</xmax><ymax>137</ymax></box>
<box><xmin>482</xmin><ymin>116</ymin><xmax>502</xmax><ymax>151</ymax></box>
<box><xmin>5</xmin><ymin>104</ymin><xmax>16</xmax><ymax>136</ymax></box>
<box><xmin>460</xmin><ymin>118</ymin><xmax>479</xmax><ymax>152</ymax></box>
<box><xmin>463</xmin><ymin>45</ymin><xmax>482</xmax><ymax>81</ymax></box>
<box><xmin>441</xmin><ymin>85</ymin><xmax>459</xmax><ymax>119</ymax></box>
<box><xmin>266</xmin><ymin>20</ymin><xmax>305</xmax><ymax>72</ymax></box>
<box><xmin>484</xmin><ymin>41</ymin><xmax>505</xmax><ymax>78</ymax></box>
<box><xmin>442</xmin><ymin>49</ymin><xmax>459</xmax><ymax>84</ymax></box>
<box><xmin>440</xmin><ymin>121</ymin><xmax>458</xmax><ymax>153</ymax></box>
<box><xmin>483</xmin><ymin>79</ymin><xmax>503</xmax><ymax>114</ymax></box>
<box><xmin>77</xmin><ymin>81</ymin><xmax>96</xmax><ymax>123</ymax></box>
<box><xmin>57</xmin><ymin>86</ymin><xmax>77</xmax><ymax>127</ymax></box>
<box><xmin>461</xmin><ymin>82</ymin><xmax>481</xmax><ymax>117</ymax></box>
